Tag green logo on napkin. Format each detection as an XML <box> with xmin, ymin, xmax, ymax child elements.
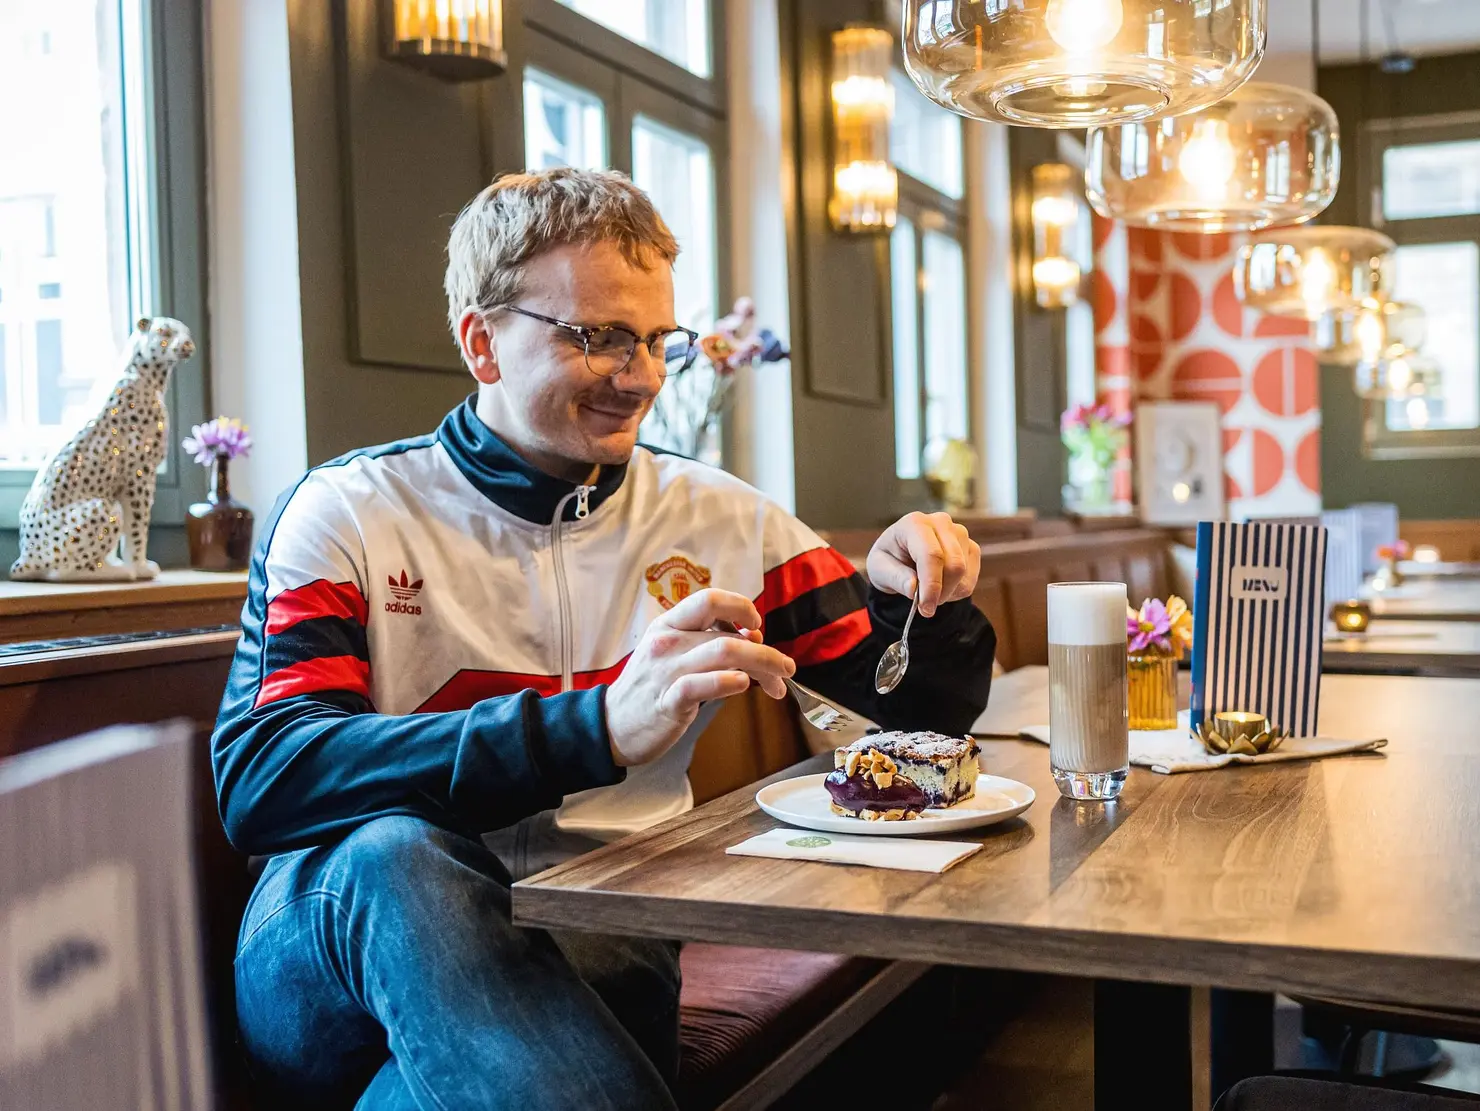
<box><xmin>787</xmin><ymin>835</ymin><xmax>832</xmax><ymax>848</ymax></box>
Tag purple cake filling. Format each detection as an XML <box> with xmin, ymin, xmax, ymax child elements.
<box><xmin>824</xmin><ymin>769</ymin><xmax>928</xmax><ymax>814</ymax></box>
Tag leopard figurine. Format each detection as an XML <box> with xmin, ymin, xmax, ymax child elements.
<box><xmin>10</xmin><ymin>317</ymin><xmax>196</xmax><ymax>582</ymax></box>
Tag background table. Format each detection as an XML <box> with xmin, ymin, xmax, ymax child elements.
<box><xmin>1361</xmin><ymin>577</ymin><xmax>1480</xmax><ymax>621</ymax></box>
<box><xmin>1323</xmin><ymin>620</ymin><xmax>1480</xmax><ymax>676</ymax></box>
<box><xmin>517</xmin><ymin>670</ymin><xmax>1480</xmax><ymax>1111</ymax></box>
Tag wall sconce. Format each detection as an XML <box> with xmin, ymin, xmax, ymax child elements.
<box><xmin>829</xmin><ymin>25</ymin><xmax>897</xmax><ymax>233</ymax></box>
<box><xmin>1031</xmin><ymin>163</ymin><xmax>1081</xmax><ymax>309</ymax></box>
<box><xmin>382</xmin><ymin>0</ymin><xmax>506</xmax><ymax>82</ymax></box>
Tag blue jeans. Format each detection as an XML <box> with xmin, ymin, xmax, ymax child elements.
<box><xmin>234</xmin><ymin>815</ymin><xmax>681</xmax><ymax>1110</ymax></box>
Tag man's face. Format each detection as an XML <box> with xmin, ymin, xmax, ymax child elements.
<box><xmin>468</xmin><ymin>240</ymin><xmax>675</xmax><ymax>475</ymax></box>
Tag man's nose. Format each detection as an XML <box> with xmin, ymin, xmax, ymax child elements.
<box><xmin>616</xmin><ymin>341</ymin><xmax>665</xmax><ymax>394</ymax></box>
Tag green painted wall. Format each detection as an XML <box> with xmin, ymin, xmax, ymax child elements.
<box><xmin>1317</xmin><ymin>52</ymin><xmax>1480</xmax><ymax>518</ymax></box>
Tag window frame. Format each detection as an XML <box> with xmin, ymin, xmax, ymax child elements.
<box><xmin>0</xmin><ymin>0</ymin><xmax>209</xmax><ymax>531</ymax></box>
<box><xmin>523</xmin><ymin>0</ymin><xmax>726</xmax><ymax>115</ymax></box>
<box><xmin>1362</xmin><ymin>109</ymin><xmax>1480</xmax><ymax>461</ymax></box>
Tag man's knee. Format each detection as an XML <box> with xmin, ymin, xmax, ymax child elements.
<box><xmin>333</xmin><ymin>815</ymin><xmax>513</xmax><ymax>891</ymax></box>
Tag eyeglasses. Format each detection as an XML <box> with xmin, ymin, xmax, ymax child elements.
<box><xmin>497</xmin><ymin>305</ymin><xmax>699</xmax><ymax>379</ymax></box>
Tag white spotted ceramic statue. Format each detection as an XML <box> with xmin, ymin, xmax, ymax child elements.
<box><xmin>10</xmin><ymin>317</ymin><xmax>196</xmax><ymax>582</ymax></box>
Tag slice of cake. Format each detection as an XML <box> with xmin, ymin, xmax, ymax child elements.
<box><xmin>833</xmin><ymin>732</ymin><xmax>980</xmax><ymax>811</ymax></box>
<box><xmin>824</xmin><ymin>748</ymin><xmax>928</xmax><ymax>821</ymax></box>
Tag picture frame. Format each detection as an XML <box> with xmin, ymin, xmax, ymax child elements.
<box><xmin>1134</xmin><ymin>400</ymin><xmax>1226</xmax><ymax>526</ymax></box>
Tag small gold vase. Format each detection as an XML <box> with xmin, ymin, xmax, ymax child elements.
<box><xmin>1128</xmin><ymin>651</ymin><xmax>1178</xmax><ymax>731</ymax></box>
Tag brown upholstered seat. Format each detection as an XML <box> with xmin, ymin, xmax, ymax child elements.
<box><xmin>677</xmin><ymin>944</ymin><xmax>884</xmax><ymax>1111</ymax></box>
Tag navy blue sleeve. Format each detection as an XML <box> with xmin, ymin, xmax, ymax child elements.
<box><xmin>790</xmin><ymin>576</ymin><xmax>996</xmax><ymax>736</ymax></box>
<box><xmin>757</xmin><ymin>542</ymin><xmax>995</xmax><ymax>736</ymax></box>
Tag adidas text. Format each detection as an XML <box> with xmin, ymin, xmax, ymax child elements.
<box><xmin>385</xmin><ymin>600</ymin><xmax>423</xmax><ymax>615</ymax></box>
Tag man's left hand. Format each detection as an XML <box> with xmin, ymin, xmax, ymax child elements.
<box><xmin>866</xmin><ymin>511</ymin><xmax>981</xmax><ymax>618</ymax></box>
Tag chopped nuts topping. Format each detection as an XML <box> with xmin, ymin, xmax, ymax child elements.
<box><xmin>845</xmin><ymin>750</ymin><xmax>864</xmax><ymax>777</ymax></box>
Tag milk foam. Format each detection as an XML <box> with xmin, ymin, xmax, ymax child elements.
<box><xmin>1047</xmin><ymin>582</ymin><xmax>1129</xmax><ymax>646</ymax></box>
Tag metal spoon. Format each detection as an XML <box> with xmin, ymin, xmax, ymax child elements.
<box><xmin>874</xmin><ymin>592</ymin><xmax>919</xmax><ymax>694</ymax></box>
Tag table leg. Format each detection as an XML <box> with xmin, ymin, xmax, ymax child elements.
<box><xmin>1094</xmin><ymin>980</ymin><xmax>1193</xmax><ymax>1111</ymax></box>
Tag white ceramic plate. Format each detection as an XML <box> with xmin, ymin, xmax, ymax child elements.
<box><xmin>755</xmin><ymin>773</ymin><xmax>1036</xmax><ymax>837</ymax></box>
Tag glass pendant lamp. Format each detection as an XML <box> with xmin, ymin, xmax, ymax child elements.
<box><xmin>1085</xmin><ymin>81</ymin><xmax>1339</xmax><ymax>231</ymax></box>
<box><xmin>1354</xmin><ymin>351</ymin><xmax>1442</xmax><ymax>401</ymax></box>
<box><xmin>1314</xmin><ymin>300</ymin><xmax>1427</xmax><ymax>367</ymax></box>
<box><xmin>901</xmin><ymin>0</ymin><xmax>1267</xmax><ymax>128</ymax></box>
<box><xmin>1235</xmin><ymin>226</ymin><xmax>1395</xmax><ymax>320</ymax></box>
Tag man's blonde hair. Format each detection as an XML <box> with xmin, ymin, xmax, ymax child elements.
<box><xmin>444</xmin><ymin>168</ymin><xmax>680</xmax><ymax>336</ymax></box>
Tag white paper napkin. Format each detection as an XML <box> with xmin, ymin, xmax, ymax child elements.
<box><xmin>1018</xmin><ymin>711</ymin><xmax>1387</xmax><ymax>775</ymax></box>
<box><xmin>726</xmin><ymin>827</ymin><xmax>983</xmax><ymax>873</ymax></box>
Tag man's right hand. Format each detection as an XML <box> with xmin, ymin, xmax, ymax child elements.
<box><xmin>604</xmin><ymin>589</ymin><xmax>795</xmax><ymax>768</ymax></box>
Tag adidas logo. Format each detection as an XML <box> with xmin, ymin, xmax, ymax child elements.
<box><xmin>386</xmin><ymin>570</ymin><xmax>423</xmax><ymax>615</ymax></box>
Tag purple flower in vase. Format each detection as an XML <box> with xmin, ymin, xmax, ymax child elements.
<box><xmin>182</xmin><ymin>417</ymin><xmax>253</xmax><ymax>466</ymax></box>
<box><xmin>1127</xmin><ymin>597</ymin><xmax>1172</xmax><ymax>653</ymax></box>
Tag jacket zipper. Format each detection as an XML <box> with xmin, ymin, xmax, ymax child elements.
<box><xmin>551</xmin><ymin>484</ymin><xmax>595</xmax><ymax>692</ymax></box>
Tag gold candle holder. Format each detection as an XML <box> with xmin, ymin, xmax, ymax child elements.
<box><xmin>1197</xmin><ymin>711</ymin><xmax>1287</xmax><ymax>756</ymax></box>
<box><xmin>1330</xmin><ymin>599</ymin><xmax>1372</xmax><ymax>634</ymax></box>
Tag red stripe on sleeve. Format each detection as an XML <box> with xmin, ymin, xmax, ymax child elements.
<box><xmin>573</xmin><ymin>654</ymin><xmax>631</xmax><ymax>690</ymax></box>
<box><xmin>757</xmin><ymin>547</ymin><xmax>858</xmax><ymax>616</ymax></box>
<box><xmin>771</xmin><ymin>608</ymin><xmax>872</xmax><ymax>668</ymax></box>
<box><xmin>255</xmin><ymin>655</ymin><xmax>372</xmax><ymax>709</ymax></box>
<box><xmin>266</xmin><ymin>580</ymin><xmax>369</xmax><ymax>635</ymax></box>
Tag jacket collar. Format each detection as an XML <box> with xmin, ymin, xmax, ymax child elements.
<box><xmin>437</xmin><ymin>397</ymin><xmax>628</xmax><ymax>524</ymax></box>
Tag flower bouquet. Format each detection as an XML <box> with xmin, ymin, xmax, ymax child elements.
<box><xmin>1061</xmin><ymin>402</ymin><xmax>1130</xmax><ymax>513</ymax></box>
<box><xmin>643</xmin><ymin>297</ymin><xmax>789</xmax><ymax>466</ymax></box>
<box><xmin>183</xmin><ymin>417</ymin><xmax>255</xmax><ymax>572</ymax></box>
<box><xmin>1126</xmin><ymin>595</ymin><xmax>1193</xmax><ymax>730</ymax></box>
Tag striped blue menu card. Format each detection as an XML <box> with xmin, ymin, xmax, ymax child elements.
<box><xmin>1191</xmin><ymin>521</ymin><xmax>1328</xmax><ymax>738</ymax></box>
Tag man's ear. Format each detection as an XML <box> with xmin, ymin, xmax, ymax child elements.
<box><xmin>458</xmin><ymin>309</ymin><xmax>500</xmax><ymax>386</ymax></box>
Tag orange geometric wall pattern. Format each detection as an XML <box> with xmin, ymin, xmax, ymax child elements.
<box><xmin>1095</xmin><ymin>224</ymin><xmax>1322</xmax><ymax>518</ymax></box>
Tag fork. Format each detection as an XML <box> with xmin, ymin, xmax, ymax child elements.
<box><xmin>713</xmin><ymin>620</ymin><xmax>856</xmax><ymax>732</ymax></box>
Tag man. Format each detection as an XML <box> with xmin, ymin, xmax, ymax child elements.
<box><xmin>215</xmin><ymin>168</ymin><xmax>995</xmax><ymax>1110</ymax></box>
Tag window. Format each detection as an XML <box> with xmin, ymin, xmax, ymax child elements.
<box><xmin>889</xmin><ymin>66</ymin><xmax>971</xmax><ymax>482</ymax></box>
<box><xmin>554</xmin><ymin>0</ymin><xmax>711</xmax><ymax>77</ymax></box>
<box><xmin>1383</xmin><ymin>139</ymin><xmax>1480</xmax><ymax>222</ymax></box>
<box><xmin>890</xmin><ymin>68</ymin><xmax>963</xmax><ymax>199</ymax></box>
<box><xmin>891</xmin><ymin>219</ymin><xmax>921</xmax><ymax>478</ymax></box>
<box><xmin>521</xmin><ymin>4</ymin><xmax>726</xmax><ymax>462</ymax></box>
<box><xmin>1365</xmin><ymin>114</ymin><xmax>1480</xmax><ymax>459</ymax></box>
<box><xmin>1385</xmin><ymin>242</ymin><xmax>1480</xmax><ymax>431</ymax></box>
<box><xmin>0</xmin><ymin>1</ymin><xmax>146</xmax><ymax>467</ymax></box>
<box><xmin>523</xmin><ymin>69</ymin><xmax>608</xmax><ymax>172</ymax></box>
<box><xmin>632</xmin><ymin>116</ymin><xmax>717</xmax><ymax>335</ymax></box>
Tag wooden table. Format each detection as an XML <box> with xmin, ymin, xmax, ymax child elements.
<box><xmin>1398</xmin><ymin>560</ymin><xmax>1480</xmax><ymax>580</ymax></box>
<box><xmin>1324</xmin><ymin>620</ymin><xmax>1480</xmax><ymax>677</ymax></box>
<box><xmin>1360</xmin><ymin>577</ymin><xmax>1480</xmax><ymax>622</ymax></box>
<box><xmin>516</xmin><ymin>669</ymin><xmax>1480</xmax><ymax>1106</ymax></box>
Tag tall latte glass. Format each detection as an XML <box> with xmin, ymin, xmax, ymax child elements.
<box><xmin>1048</xmin><ymin>582</ymin><xmax>1130</xmax><ymax>801</ymax></box>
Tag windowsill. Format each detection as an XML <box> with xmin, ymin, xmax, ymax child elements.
<box><xmin>0</xmin><ymin>569</ymin><xmax>248</xmax><ymax>645</ymax></box>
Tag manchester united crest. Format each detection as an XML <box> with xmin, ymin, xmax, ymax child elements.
<box><xmin>645</xmin><ymin>555</ymin><xmax>712</xmax><ymax>610</ymax></box>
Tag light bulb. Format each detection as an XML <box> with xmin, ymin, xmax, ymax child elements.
<box><xmin>1301</xmin><ymin>250</ymin><xmax>1336</xmax><ymax>315</ymax></box>
<box><xmin>1388</xmin><ymin>357</ymin><xmax>1413</xmax><ymax>391</ymax></box>
<box><xmin>832</xmin><ymin>74</ymin><xmax>892</xmax><ymax>114</ymax></box>
<box><xmin>1032</xmin><ymin>195</ymin><xmax>1078</xmax><ymax>227</ymax></box>
<box><xmin>1406</xmin><ymin>397</ymin><xmax>1430</xmax><ymax>428</ymax></box>
<box><xmin>1045</xmin><ymin>0</ymin><xmax>1124</xmax><ymax>54</ymax></box>
<box><xmin>1354</xmin><ymin>305</ymin><xmax>1387</xmax><ymax>362</ymax></box>
<box><xmin>1178</xmin><ymin>119</ymin><xmax>1236</xmax><ymax>197</ymax></box>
